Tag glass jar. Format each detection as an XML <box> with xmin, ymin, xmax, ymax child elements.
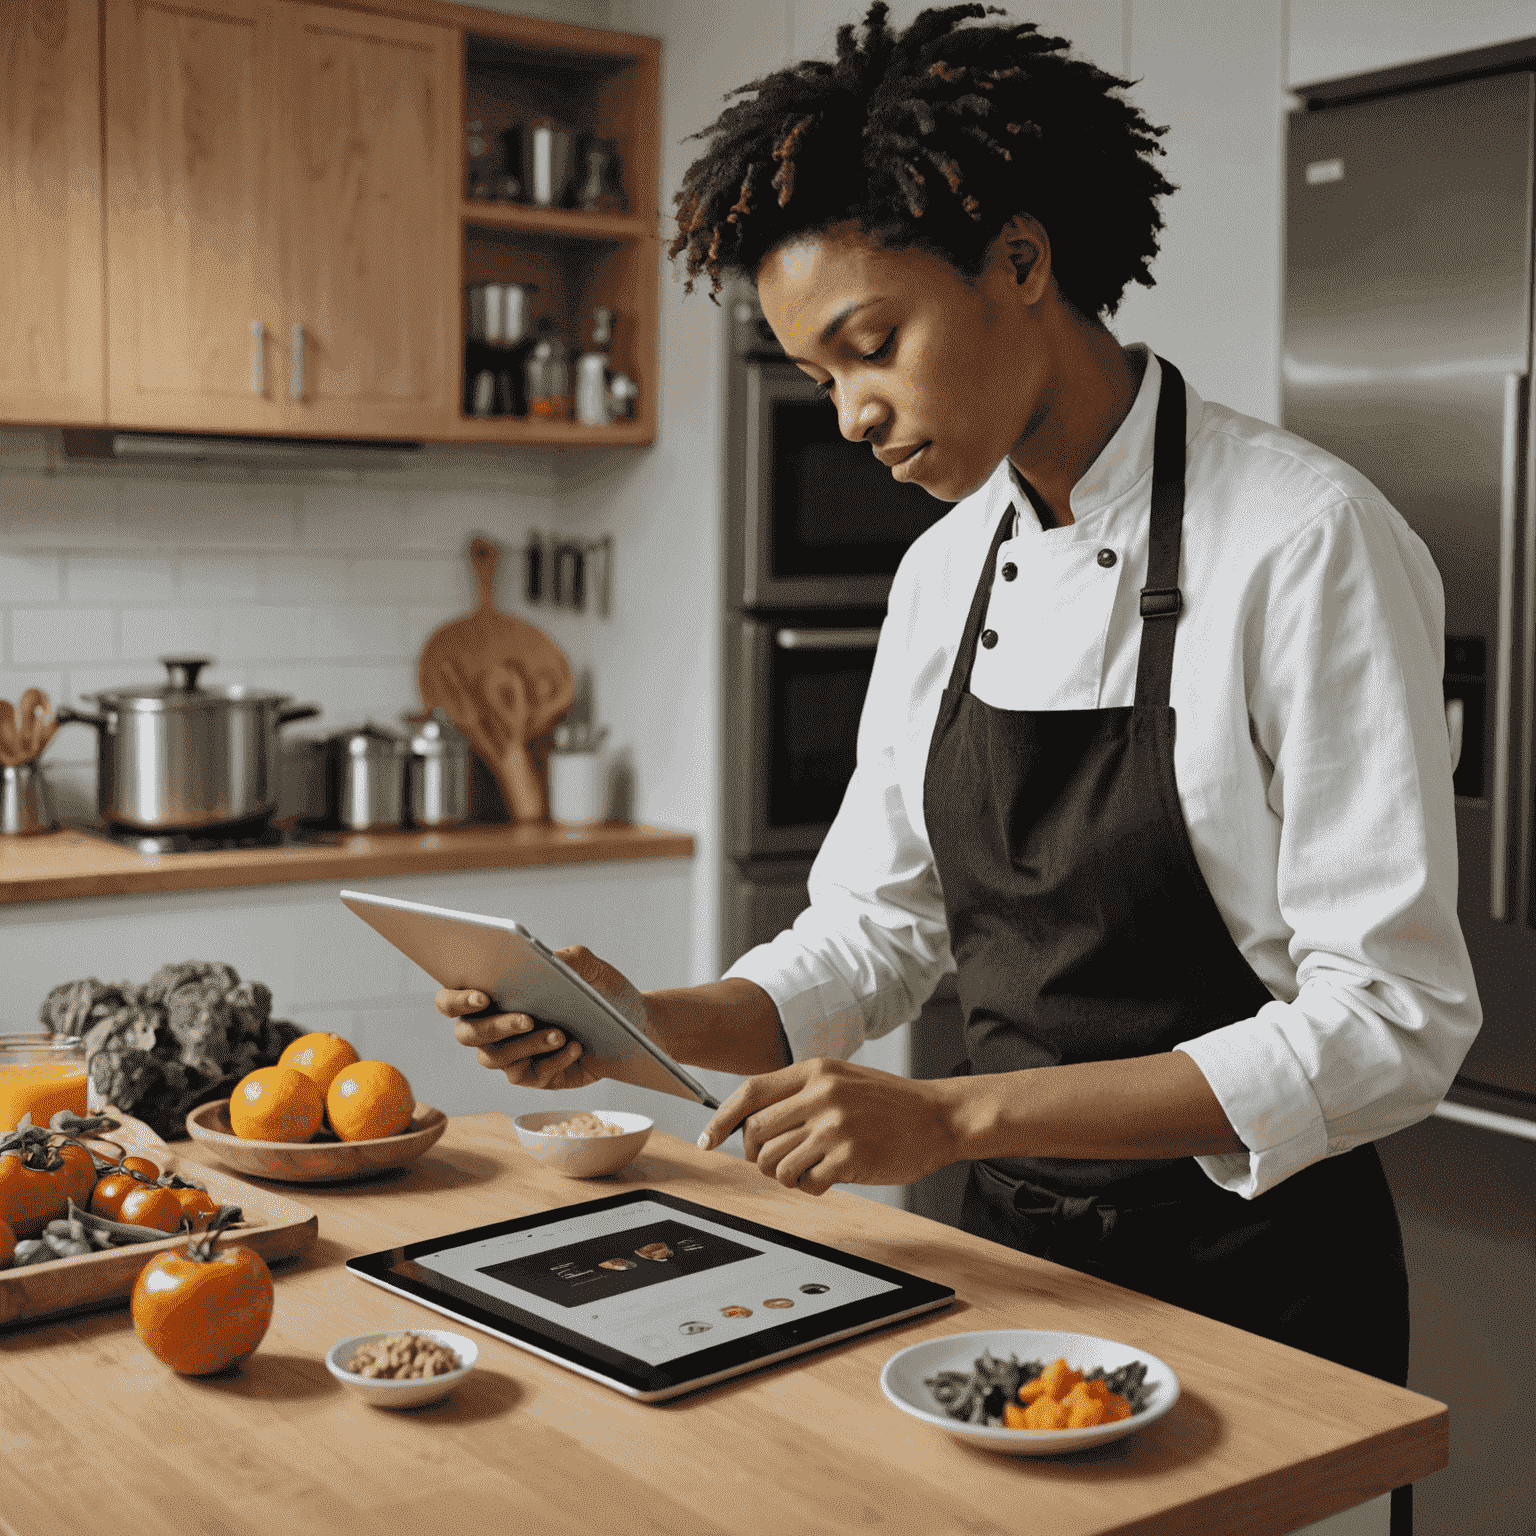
<box><xmin>526</xmin><ymin>335</ymin><xmax>571</xmax><ymax>419</ymax></box>
<box><xmin>0</xmin><ymin>1033</ymin><xmax>90</xmax><ymax>1133</ymax></box>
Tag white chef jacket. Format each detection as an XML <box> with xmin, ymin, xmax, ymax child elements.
<box><xmin>726</xmin><ymin>346</ymin><xmax>1481</xmax><ymax>1199</ymax></box>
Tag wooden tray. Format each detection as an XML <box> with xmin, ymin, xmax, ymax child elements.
<box><xmin>0</xmin><ymin>1111</ymin><xmax>319</xmax><ymax>1329</ymax></box>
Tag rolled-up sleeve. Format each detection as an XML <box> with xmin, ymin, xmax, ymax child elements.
<box><xmin>1177</xmin><ymin>499</ymin><xmax>1481</xmax><ymax>1197</ymax></box>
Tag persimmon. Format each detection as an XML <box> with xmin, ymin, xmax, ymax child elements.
<box><xmin>0</xmin><ymin>1216</ymin><xmax>13</xmax><ymax>1268</ymax></box>
<box><xmin>228</xmin><ymin>1065</ymin><xmax>324</xmax><ymax>1143</ymax></box>
<box><xmin>131</xmin><ymin>1212</ymin><xmax>274</xmax><ymax>1376</ymax></box>
<box><xmin>117</xmin><ymin>1184</ymin><xmax>184</xmax><ymax>1233</ymax></box>
<box><xmin>121</xmin><ymin>1155</ymin><xmax>160</xmax><ymax>1181</ymax></box>
<box><xmin>326</xmin><ymin>1060</ymin><xmax>414</xmax><ymax>1142</ymax></box>
<box><xmin>168</xmin><ymin>1186</ymin><xmax>220</xmax><ymax>1224</ymax></box>
<box><xmin>54</xmin><ymin>1141</ymin><xmax>98</xmax><ymax>1211</ymax></box>
<box><xmin>278</xmin><ymin>1032</ymin><xmax>359</xmax><ymax>1098</ymax></box>
<box><xmin>89</xmin><ymin>1170</ymin><xmax>148</xmax><ymax>1221</ymax></box>
<box><xmin>1</xmin><ymin>1146</ymin><xmax>73</xmax><ymax>1237</ymax></box>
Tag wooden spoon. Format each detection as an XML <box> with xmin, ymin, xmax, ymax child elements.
<box><xmin>418</xmin><ymin>537</ymin><xmax>573</xmax><ymax>820</ymax></box>
<box><xmin>17</xmin><ymin>689</ymin><xmax>56</xmax><ymax>761</ymax></box>
<box><xmin>0</xmin><ymin>701</ymin><xmax>23</xmax><ymax>768</ymax></box>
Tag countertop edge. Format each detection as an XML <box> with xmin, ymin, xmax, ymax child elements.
<box><xmin>0</xmin><ymin>824</ymin><xmax>696</xmax><ymax>905</ymax></box>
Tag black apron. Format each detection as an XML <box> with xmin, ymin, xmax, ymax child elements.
<box><xmin>920</xmin><ymin>358</ymin><xmax>1409</xmax><ymax>1391</ymax></box>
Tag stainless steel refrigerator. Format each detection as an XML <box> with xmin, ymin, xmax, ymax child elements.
<box><xmin>1285</xmin><ymin>45</ymin><xmax>1535</xmax><ymax>1536</ymax></box>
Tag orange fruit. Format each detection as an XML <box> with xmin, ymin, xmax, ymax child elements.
<box><xmin>278</xmin><ymin>1032</ymin><xmax>360</xmax><ymax>1097</ymax></box>
<box><xmin>117</xmin><ymin>1184</ymin><xmax>184</xmax><ymax>1233</ymax></box>
<box><xmin>228</xmin><ymin>1065</ymin><xmax>324</xmax><ymax>1143</ymax></box>
<box><xmin>326</xmin><ymin>1061</ymin><xmax>414</xmax><ymax>1142</ymax></box>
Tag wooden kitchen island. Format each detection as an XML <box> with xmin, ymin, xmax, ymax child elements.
<box><xmin>0</xmin><ymin>1116</ymin><xmax>1447</xmax><ymax>1536</ymax></box>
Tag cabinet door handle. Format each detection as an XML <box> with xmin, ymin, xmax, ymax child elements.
<box><xmin>250</xmin><ymin>321</ymin><xmax>265</xmax><ymax>396</ymax></box>
<box><xmin>290</xmin><ymin>323</ymin><xmax>305</xmax><ymax>401</ymax></box>
<box><xmin>775</xmin><ymin>627</ymin><xmax>883</xmax><ymax>651</ymax></box>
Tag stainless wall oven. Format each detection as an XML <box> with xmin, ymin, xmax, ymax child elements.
<box><xmin>720</xmin><ymin>284</ymin><xmax>944</xmax><ymax>968</ymax></box>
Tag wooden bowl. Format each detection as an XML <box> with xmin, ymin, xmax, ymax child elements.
<box><xmin>184</xmin><ymin>1100</ymin><xmax>448</xmax><ymax>1183</ymax></box>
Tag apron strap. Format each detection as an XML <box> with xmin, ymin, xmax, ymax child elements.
<box><xmin>943</xmin><ymin>502</ymin><xmax>1018</xmax><ymax>696</ymax></box>
<box><xmin>1134</xmin><ymin>357</ymin><xmax>1188</xmax><ymax>710</ymax></box>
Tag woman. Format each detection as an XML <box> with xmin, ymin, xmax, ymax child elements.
<box><xmin>439</xmin><ymin>2</ymin><xmax>1478</xmax><ymax>1415</ymax></box>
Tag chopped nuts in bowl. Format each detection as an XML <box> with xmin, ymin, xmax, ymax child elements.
<box><xmin>513</xmin><ymin>1110</ymin><xmax>653</xmax><ymax>1178</ymax></box>
<box><xmin>325</xmin><ymin>1329</ymin><xmax>478</xmax><ymax>1409</ymax></box>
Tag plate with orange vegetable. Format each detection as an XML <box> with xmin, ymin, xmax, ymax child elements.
<box><xmin>183</xmin><ymin>1032</ymin><xmax>446</xmax><ymax>1183</ymax></box>
<box><xmin>881</xmin><ymin>1330</ymin><xmax>1180</xmax><ymax>1455</ymax></box>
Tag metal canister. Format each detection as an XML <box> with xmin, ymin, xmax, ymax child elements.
<box><xmin>405</xmin><ymin>709</ymin><xmax>471</xmax><ymax>828</ymax></box>
<box><xmin>323</xmin><ymin>723</ymin><xmax>408</xmax><ymax>832</ymax></box>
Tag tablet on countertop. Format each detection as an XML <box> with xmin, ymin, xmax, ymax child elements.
<box><xmin>345</xmin><ymin>1187</ymin><xmax>955</xmax><ymax>1401</ymax></box>
<box><xmin>339</xmin><ymin>889</ymin><xmax>720</xmax><ymax>1109</ymax></box>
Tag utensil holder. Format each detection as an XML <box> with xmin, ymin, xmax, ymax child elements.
<box><xmin>1</xmin><ymin>762</ymin><xmax>54</xmax><ymax>835</ymax></box>
<box><xmin>548</xmin><ymin>749</ymin><xmax>608</xmax><ymax>825</ymax></box>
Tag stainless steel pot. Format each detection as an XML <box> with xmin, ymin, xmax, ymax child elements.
<box><xmin>323</xmin><ymin>722</ymin><xmax>408</xmax><ymax>832</ymax></box>
<box><xmin>58</xmin><ymin>656</ymin><xmax>320</xmax><ymax>833</ymax></box>
<box><xmin>404</xmin><ymin>708</ymin><xmax>471</xmax><ymax>828</ymax></box>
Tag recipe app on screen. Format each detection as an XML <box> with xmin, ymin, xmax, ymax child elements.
<box><xmin>413</xmin><ymin>1201</ymin><xmax>899</xmax><ymax>1367</ymax></box>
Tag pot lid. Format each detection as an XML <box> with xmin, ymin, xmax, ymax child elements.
<box><xmin>327</xmin><ymin>721</ymin><xmax>408</xmax><ymax>758</ymax></box>
<box><xmin>86</xmin><ymin>656</ymin><xmax>294</xmax><ymax>711</ymax></box>
<box><xmin>404</xmin><ymin>707</ymin><xmax>469</xmax><ymax>756</ymax></box>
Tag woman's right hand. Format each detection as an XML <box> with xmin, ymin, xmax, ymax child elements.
<box><xmin>434</xmin><ymin>944</ymin><xmax>644</xmax><ymax>1093</ymax></box>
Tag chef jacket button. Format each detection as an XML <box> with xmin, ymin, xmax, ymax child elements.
<box><xmin>1001</xmin><ymin>562</ymin><xmax>1018</xmax><ymax>581</ymax></box>
<box><xmin>1097</xmin><ymin>548</ymin><xmax>1117</xmax><ymax>568</ymax></box>
<box><xmin>980</xmin><ymin>629</ymin><xmax>999</xmax><ymax>649</ymax></box>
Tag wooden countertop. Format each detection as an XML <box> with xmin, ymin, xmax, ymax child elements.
<box><xmin>0</xmin><ymin>1116</ymin><xmax>1448</xmax><ymax>1536</ymax></box>
<box><xmin>0</xmin><ymin>822</ymin><xmax>695</xmax><ymax>904</ymax></box>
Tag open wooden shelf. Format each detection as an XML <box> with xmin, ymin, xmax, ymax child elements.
<box><xmin>461</xmin><ymin>202</ymin><xmax>648</xmax><ymax>243</ymax></box>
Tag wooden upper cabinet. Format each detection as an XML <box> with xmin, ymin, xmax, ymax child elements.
<box><xmin>0</xmin><ymin>0</ymin><xmax>105</xmax><ymax>425</ymax></box>
<box><xmin>276</xmin><ymin>3</ymin><xmax>456</xmax><ymax>437</ymax></box>
<box><xmin>105</xmin><ymin>0</ymin><xmax>282</xmax><ymax>432</ymax></box>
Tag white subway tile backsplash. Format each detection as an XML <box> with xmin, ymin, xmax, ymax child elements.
<box><xmin>0</xmin><ymin>474</ymin><xmax>121</xmax><ymax>547</ymax></box>
<box><xmin>0</xmin><ymin>554</ymin><xmax>63</xmax><ymax>604</ymax></box>
<box><xmin>311</xmin><ymin>607</ymin><xmax>407</xmax><ymax>660</ymax></box>
<box><xmin>347</xmin><ymin>557</ymin><xmax>461</xmax><ymax>604</ymax></box>
<box><xmin>261</xmin><ymin>553</ymin><xmax>352</xmax><ymax>603</ymax></box>
<box><xmin>11</xmin><ymin>608</ymin><xmax>116</xmax><ymax>666</ymax></box>
<box><xmin>220</xmin><ymin>606</ymin><xmax>316</xmax><ymax>662</ymax></box>
<box><xmin>119</xmin><ymin>479</ymin><xmax>300</xmax><ymax>550</ymax></box>
<box><xmin>118</xmin><ymin>606</ymin><xmax>221</xmax><ymax>661</ymax></box>
<box><xmin>67</xmin><ymin>555</ymin><xmax>175</xmax><ymax>604</ymax></box>
<box><xmin>177</xmin><ymin>554</ymin><xmax>266</xmax><ymax>602</ymax></box>
<box><xmin>0</xmin><ymin>668</ymin><xmax>66</xmax><ymax>710</ymax></box>
<box><xmin>299</xmin><ymin>485</ymin><xmax>407</xmax><ymax>550</ymax></box>
<box><xmin>1</xmin><ymin>449</ymin><xmax>566</xmax><ymax>773</ymax></box>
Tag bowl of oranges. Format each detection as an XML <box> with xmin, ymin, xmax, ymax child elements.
<box><xmin>184</xmin><ymin>1032</ymin><xmax>446</xmax><ymax>1183</ymax></box>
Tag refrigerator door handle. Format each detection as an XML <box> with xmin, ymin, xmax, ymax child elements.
<box><xmin>1433</xmin><ymin>1098</ymin><xmax>1536</xmax><ymax>1143</ymax></box>
<box><xmin>1489</xmin><ymin>372</ymin><xmax>1523</xmax><ymax>922</ymax></box>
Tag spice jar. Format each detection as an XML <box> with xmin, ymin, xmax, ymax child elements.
<box><xmin>525</xmin><ymin>331</ymin><xmax>571</xmax><ymax>420</ymax></box>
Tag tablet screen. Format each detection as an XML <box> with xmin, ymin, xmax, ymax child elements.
<box><xmin>412</xmin><ymin>1197</ymin><xmax>900</xmax><ymax>1367</ymax></box>
<box><xmin>347</xmin><ymin>1189</ymin><xmax>954</xmax><ymax>1399</ymax></box>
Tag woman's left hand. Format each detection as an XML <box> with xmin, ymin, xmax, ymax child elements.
<box><xmin>697</xmin><ymin>1058</ymin><xmax>962</xmax><ymax>1196</ymax></box>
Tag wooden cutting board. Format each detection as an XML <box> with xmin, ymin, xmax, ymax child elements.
<box><xmin>0</xmin><ymin>1110</ymin><xmax>318</xmax><ymax>1328</ymax></box>
<box><xmin>418</xmin><ymin>536</ymin><xmax>573</xmax><ymax>821</ymax></box>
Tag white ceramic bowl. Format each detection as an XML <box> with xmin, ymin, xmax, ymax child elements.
<box><xmin>325</xmin><ymin>1329</ymin><xmax>478</xmax><ymax>1409</ymax></box>
<box><xmin>881</xmin><ymin>1329</ymin><xmax>1180</xmax><ymax>1456</ymax></box>
<box><xmin>512</xmin><ymin>1110</ymin><xmax>653</xmax><ymax>1177</ymax></box>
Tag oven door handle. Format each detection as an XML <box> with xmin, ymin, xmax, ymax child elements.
<box><xmin>775</xmin><ymin>627</ymin><xmax>883</xmax><ymax>651</ymax></box>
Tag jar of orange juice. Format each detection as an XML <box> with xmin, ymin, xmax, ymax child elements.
<box><xmin>0</xmin><ymin>1034</ymin><xmax>91</xmax><ymax>1133</ymax></box>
